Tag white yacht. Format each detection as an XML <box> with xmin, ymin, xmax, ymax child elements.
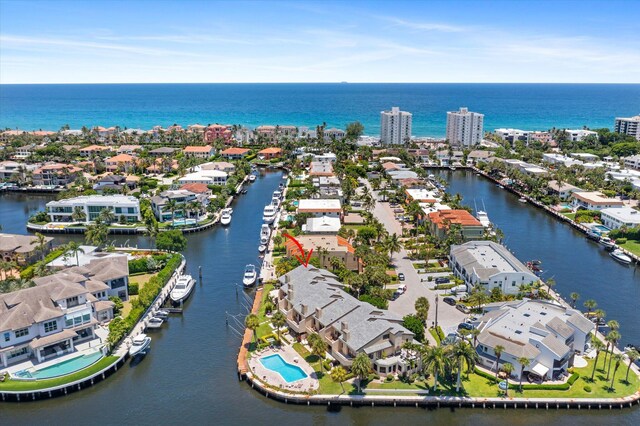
<box><xmin>248</xmin><ymin>174</ymin><xmax>256</xmax><ymax>182</ymax></box>
<box><xmin>263</xmin><ymin>204</ymin><xmax>277</xmax><ymax>224</ymax></box>
<box><xmin>599</xmin><ymin>236</ymin><xmax>616</xmax><ymax>250</ymax></box>
<box><xmin>220</xmin><ymin>212</ymin><xmax>232</xmax><ymax>226</ymax></box>
<box><xmin>518</xmin><ymin>197</ymin><xmax>527</xmax><ymax>203</ymax></box>
<box><xmin>170</xmin><ymin>274</ymin><xmax>195</xmax><ymax>304</ymax></box>
<box><xmin>146</xmin><ymin>316</ymin><xmax>164</xmax><ymax>329</ymax></box>
<box><xmin>260</xmin><ymin>224</ymin><xmax>271</xmax><ymax>245</ymax></box>
<box><xmin>154</xmin><ymin>309</ymin><xmax>170</xmax><ymax>319</ymax></box>
<box><xmin>610</xmin><ymin>249</ymin><xmax>632</xmax><ymax>265</ymax></box>
<box><xmin>129</xmin><ymin>334</ymin><xmax>151</xmax><ymax>357</ymax></box>
<box><xmin>476</xmin><ymin>210</ymin><xmax>492</xmax><ymax>228</ymax></box>
<box><xmin>258</xmin><ymin>244</ymin><xmax>267</xmax><ymax>253</ymax></box>
<box><xmin>271</xmin><ymin>197</ymin><xmax>281</xmax><ymax>208</ymax></box>
<box><xmin>273</xmin><ymin>190</ymin><xmax>283</xmax><ymax>199</ymax></box>
<box><xmin>222</xmin><ymin>207</ymin><xmax>233</xmax><ymax>215</ymax></box>
<box><xmin>242</xmin><ymin>264</ymin><xmax>257</xmax><ymax>287</ymax></box>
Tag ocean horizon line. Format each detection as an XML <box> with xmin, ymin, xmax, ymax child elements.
<box><xmin>2</xmin><ymin>82</ymin><xmax>639</xmax><ymax>86</ymax></box>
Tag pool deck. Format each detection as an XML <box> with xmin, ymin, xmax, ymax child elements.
<box><xmin>248</xmin><ymin>345</ymin><xmax>318</xmax><ymax>393</ymax></box>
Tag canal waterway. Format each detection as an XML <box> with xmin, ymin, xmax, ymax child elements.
<box><xmin>0</xmin><ymin>171</ymin><xmax>638</xmax><ymax>425</ymax></box>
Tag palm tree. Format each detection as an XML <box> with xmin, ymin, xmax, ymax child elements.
<box><xmin>593</xmin><ymin>309</ymin><xmax>606</xmax><ymax>333</ymax></box>
<box><xmin>98</xmin><ymin>208</ymin><xmax>116</xmax><ymax>225</ymax></box>
<box><xmin>85</xmin><ymin>222</ymin><xmax>108</xmax><ymax>248</ymax></box>
<box><xmin>331</xmin><ymin>366</ymin><xmax>348</xmax><ymax>393</ymax></box>
<box><xmin>624</xmin><ymin>348</ymin><xmax>639</xmax><ymax>383</ymax></box>
<box><xmin>270</xmin><ymin>311</ymin><xmax>286</xmax><ymax>343</ymax></box>
<box><xmin>414</xmin><ymin>297</ymin><xmax>430</xmax><ymax>325</ymax></box>
<box><xmin>470</xmin><ymin>328</ymin><xmax>480</xmax><ymax>347</ymax></box>
<box><xmin>605</xmin><ymin>329</ymin><xmax>621</xmax><ymax>380</ymax></box>
<box><xmin>30</xmin><ymin>232</ymin><xmax>49</xmax><ymax>261</ymax></box>
<box><xmin>165</xmin><ymin>199</ymin><xmax>178</xmax><ymax>223</ymax></box>
<box><xmin>494</xmin><ymin>345</ymin><xmax>505</xmax><ymax>380</ymax></box>
<box><xmin>450</xmin><ymin>340</ymin><xmax>477</xmax><ymax>392</ymax></box>
<box><xmin>584</xmin><ymin>299</ymin><xmax>597</xmax><ymax>316</ymax></box>
<box><xmin>65</xmin><ymin>241</ymin><xmax>85</xmax><ymax>266</ymax></box>
<box><xmin>609</xmin><ymin>353</ymin><xmax>623</xmax><ymax>391</ymax></box>
<box><xmin>517</xmin><ymin>357</ymin><xmax>530</xmax><ymax>392</ymax></box>
<box><xmin>71</xmin><ymin>206</ymin><xmax>86</xmax><ymax>223</ymax></box>
<box><xmin>569</xmin><ymin>292</ymin><xmax>580</xmax><ymax>308</ymax></box>
<box><xmin>384</xmin><ymin>233</ymin><xmax>402</xmax><ymax>263</ymax></box>
<box><xmin>244</xmin><ymin>314</ymin><xmax>260</xmax><ymax>346</ymax></box>
<box><xmin>309</xmin><ymin>332</ymin><xmax>327</xmax><ymax>374</ymax></box>
<box><xmin>423</xmin><ymin>345</ymin><xmax>447</xmax><ymax>392</ymax></box>
<box><xmin>351</xmin><ymin>352</ymin><xmax>372</xmax><ymax>392</ymax></box>
<box><xmin>501</xmin><ymin>363</ymin><xmax>514</xmax><ymax>396</ymax></box>
<box><xmin>590</xmin><ymin>337</ymin><xmax>605</xmax><ymax>381</ymax></box>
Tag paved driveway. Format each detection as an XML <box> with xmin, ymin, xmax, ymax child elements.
<box><xmin>363</xmin><ymin>179</ymin><xmax>468</xmax><ymax>344</ymax></box>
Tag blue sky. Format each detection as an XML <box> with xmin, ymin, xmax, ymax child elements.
<box><xmin>1</xmin><ymin>0</ymin><xmax>638</xmax><ymax>83</ymax></box>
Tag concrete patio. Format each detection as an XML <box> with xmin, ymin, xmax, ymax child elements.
<box><xmin>248</xmin><ymin>344</ymin><xmax>319</xmax><ymax>393</ymax></box>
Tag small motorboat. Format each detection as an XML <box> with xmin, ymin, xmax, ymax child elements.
<box><xmin>518</xmin><ymin>197</ymin><xmax>527</xmax><ymax>203</ymax></box>
<box><xmin>129</xmin><ymin>334</ymin><xmax>151</xmax><ymax>357</ymax></box>
<box><xmin>497</xmin><ymin>184</ymin><xmax>504</xmax><ymax>189</ymax></box>
<box><xmin>610</xmin><ymin>249</ymin><xmax>632</xmax><ymax>265</ymax></box>
<box><xmin>146</xmin><ymin>316</ymin><xmax>164</xmax><ymax>329</ymax></box>
<box><xmin>248</xmin><ymin>174</ymin><xmax>256</xmax><ymax>182</ymax></box>
<box><xmin>241</xmin><ymin>189</ymin><xmax>248</xmax><ymax>194</ymax></box>
<box><xmin>279</xmin><ymin>182</ymin><xmax>285</xmax><ymax>189</ymax></box>
<box><xmin>154</xmin><ymin>309</ymin><xmax>170</xmax><ymax>319</ymax></box>
<box><xmin>243</xmin><ymin>264</ymin><xmax>257</xmax><ymax>287</ymax></box>
<box><xmin>170</xmin><ymin>274</ymin><xmax>196</xmax><ymax>304</ymax></box>
<box><xmin>273</xmin><ymin>190</ymin><xmax>283</xmax><ymax>199</ymax></box>
<box><xmin>449</xmin><ymin>166</ymin><xmax>457</xmax><ymax>171</ymax></box>
<box><xmin>586</xmin><ymin>229</ymin><xmax>601</xmax><ymax>241</ymax></box>
<box><xmin>220</xmin><ymin>212</ymin><xmax>232</xmax><ymax>226</ymax></box>
<box><xmin>258</xmin><ymin>244</ymin><xmax>267</xmax><ymax>253</ymax></box>
<box><xmin>271</xmin><ymin>197</ymin><xmax>281</xmax><ymax>208</ymax></box>
<box><xmin>599</xmin><ymin>236</ymin><xmax>616</xmax><ymax>250</ymax></box>
<box><xmin>428</xmin><ymin>174</ymin><xmax>435</xmax><ymax>180</ymax></box>
<box><xmin>529</xmin><ymin>259</ymin><xmax>542</xmax><ymax>265</ymax></box>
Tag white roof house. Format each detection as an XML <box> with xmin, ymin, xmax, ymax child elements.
<box><xmin>46</xmin><ymin>195</ymin><xmax>141</xmax><ymax>223</ymax></box>
<box><xmin>297</xmin><ymin>199</ymin><xmax>342</xmax><ymax>219</ymax></box>
<box><xmin>570</xmin><ymin>191</ymin><xmax>624</xmax><ymax>211</ymax></box>
<box><xmin>177</xmin><ymin>170</ymin><xmax>227</xmax><ymax>186</ymax></box>
<box><xmin>600</xmin><ymin>207</ymin><xmax>640</xmax><ymax>230</ymax></box>
<box><xmin>303</xmin><ymin>216</ymin><xmax>342</xmax><ymax>234</ymax></box>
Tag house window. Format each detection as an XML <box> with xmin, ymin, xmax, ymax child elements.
<box><xmin>66</xmin><ymin>317</ymin><xmax>74</xmax><ymax>327</ymax></box>
<box><xmin>44</xmin><ymin>320</ymin><xmax>58</xmax><ymax>333</ymax></box>
<box><xmin>382</xmin><ymin>333</ymin><xmax>390</xmax><ymax>340</ymax></box>
<box><xmin>82</xmin><ymin>313</ymin><xmax>91</xmax><ymax>322</ymax></box>
<box><xmin>9</xmin><ymin>347</ymin><xmax>28</xmax><ymax>359</ymax></box>
<box><xmin>15</xmin><ymin>328</ymin><xmax>29</xmax><ymax>338</ymax></box>
<box><xmin>67</xmin><ymin>296</ymin><xmax>79</xmax><ymax>307</ymax></box>
<box><xmin>4</xmin><ymin>332</ymin><xmax>10</xmax><ymax>342</ymax></box>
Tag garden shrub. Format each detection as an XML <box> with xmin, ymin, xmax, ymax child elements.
<box><xmin>128</xmin><ymin>283</ymin><xmax>139</xmax><ymax>296</ymax></box>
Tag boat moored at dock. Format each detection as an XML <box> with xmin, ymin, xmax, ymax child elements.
<box><xmin>170</xmin><ymin>274</ymin><xmax>196</xmax><ymax>304</ymax></box>
<box><xmin>610</xmin><ymin>249</ymin><xmax>632</xmax><ymax>265</ymax></box>
<box><xmin>220</xmin><ymin>212</ymin><xmax>232</xmax><ymax>226</ymax></box>
<box><xmin>263</xmin><ymin>204</ymin><xmax>277</xmax><ymax>224</ymax></box>
<box><xmin>129</xmin><ymin>334</ymin><xmax>151</xmax><ymax>357</ymax></box>
<box><xmin>242</xmin><ymin>264</ymin><xmax>257</xmax><ymax>287</ymax></box>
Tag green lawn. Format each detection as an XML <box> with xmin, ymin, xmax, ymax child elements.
<box><xmin>292</xmin><ymin>343</ymin><xmax>357</xmax><ymax>395</ymax></box>
<box><xmin>617</xmin><ymin>239</ymin><xmax>640</xmax><ymax>257</ymax></box>
<box><xmin>255</xmin><ymin>283</ymin><xmax>275</xmax><ymax>340</ymax></box>
<box><xmin>561</xmin><ymin>212</ymin><xmax>576</xmax><ymax>221</ymax></box>
<box><xmin>0</xmin><ymin>356</ymin><xmax>119</xmax><ymax>391</ymax></box>
<box><xmin>343</xmin><ymin>224</ymin><xmax>367</xmax><ymax>231</ymax></box>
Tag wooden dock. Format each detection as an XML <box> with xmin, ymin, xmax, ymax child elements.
<box><xmin>237</xmin><ymin>286</ymin><xmax>263</xmax><ymax>378</ymax></box>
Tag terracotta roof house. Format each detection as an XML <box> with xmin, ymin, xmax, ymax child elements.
<box><xmin>0</xmin><ymin>233</ymin><xmax>54</xmax><ymax>265</ymax></box>
<box><xmin>286</xmin><ymin>235</ymin><xmax>362</xmax><ymax>272</ymax></box>
<box><xmin>220</xmin><ymin>147</ymin><xmax>250</xmax><ymax>160</ymax></box>
<box><xmin>79</xmin><ymin>145</ymin><xmax>111</xmax><ymax>157</ymax></box>
<box><xmin>258</xmin><ymin>147</ymin><xmax>282</xmax><ymax>160</ymax></box>
<box><xmin>179</xmin><ymin>183</ymin><xmax>212</xmax><ymax>195</ymax></box>
<box><xmin>183</xmin><ymin>145</ymin><xmax>215</xmax><ymax>158</ymax></box>
<box><xmin>427</xmin><ymin>209</ymin><xmax>484</xmax><ymax>241</ymax></box>
<box><xmin>204</xmin><ymin>125</ymin><xmax>232</xmax><ymax>144</ymax></box>
<box><xmin>148</xmin><ymin>147</ymin><xmax>179</xmax><ymax>156</ymax></box>
<box><xmin>32</xmin><ymin>163</ymin><xmax>82</xmax><ymax>187</ymax></box>
<box><xmin>105</xmin><ymin>154</ymin><xmax>136</xmax><ymax>172</ymax></box>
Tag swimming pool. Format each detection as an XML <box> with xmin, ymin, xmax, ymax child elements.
<box><xmin>14</xmin><ymin>351</ymin><xmax>103</xmax><ymax>380</ymax></box>
<box><xmin>172</xmin><ymin>218</ymin><xmax>196</xmax><ymax>226</ymax></box>
<box><xmin>259</xmin><ymin>354</ymin><xmax>307</xmax><ymax>383</ymax></box>
<box><xmin>592</xmin><ymin>224</ymin><xmax>611</xmax><ymax>233</ymax></box>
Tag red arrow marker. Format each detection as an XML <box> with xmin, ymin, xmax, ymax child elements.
<box><xmin>282</xmin><ymin>233</ymin><xmax>314</xmax><ymax>267</ymax></box>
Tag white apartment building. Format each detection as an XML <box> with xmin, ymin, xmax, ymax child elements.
<box><xmin>177</xmin><ymin>169</ymin><xmax>228</xmax><ymax>186</ymax></box>
<box><xmin>624</xmin><ymin>154</ymin><xmax>640</xmax><ymax>170</ymax></box>
<box><xmin>46</xmin><ymin>195</ymin><xmax>141</xmax><ymax>223</ymax></box>
<box><xmin>614</xmin><ymin>115</ymin><xmax>640</xmax><ymax>141</ymax></box>
<box><xmin>449</xmin><ymin>241</ymin><xmax>538</xmax><ymax>295</ymax></box>
<box><xmin>600</xmin><ymin>207</ymin><xmax>640</xmax><ymax>230</ymax></box>
<box><xmin>564</xmin><ymin>129</ymin><xmax>598</xmax><ymax>142</ymax></box>
<box><xmin>570</xmin><ymin>191</ymin><xmax>624</xmax><ymax>211</ymax></box>
<box><xmin>446</xmin><ymin>107</ymin><xmax>484</xmax><ymax>147</ymax></box>
<box><xmin>380</xmin><ymin>107</ymin><xmax>412</xmax><ymax>145</ymax></box>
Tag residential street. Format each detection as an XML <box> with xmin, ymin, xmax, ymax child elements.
<box><xmin>362</xmin><ymin>179</ymin><xmax>468</xmax><ymax>344</ymax></box>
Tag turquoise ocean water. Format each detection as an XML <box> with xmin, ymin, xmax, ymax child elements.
<box><xmin>1</xmin><ymin>83</ymin><xmax>638</xmax><ymax>137</ymax></box>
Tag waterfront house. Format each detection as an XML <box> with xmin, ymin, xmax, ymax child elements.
<box><xmin>32</xmin><ymin>163</ymin><xmax>82</xmax><ymax>187</ymax></box>
<box><xmin>79</xmin><ymin>145</ymin><xmax>111</xmax><ymax>157</ymax></box>
<box><xmin>220</xmin><ymin>147</ymin><xmax>250</xmax><ymax>160</ymax></box>
<box><xmin>257</xmin><ymin>147</ymin><xmax>282</xmax><ymax>160</ymax></box>
<box><xmin>151</xmin><ymin>189</ymin><xmax>206</xmax><ymax>222</ymax></box>
<box><xmin>183</xmin><ymin>145</ymin><xmax>215</xmax><ymax>158</ymax></box>
<box><xmin>600</xmin><ymin>207</ymin><xmax>640</xmax><ymax>229</ymax></box>
<box><xmin>297</xmin><ymin>199</ymin><xmax>342</xmax><ymax>219</ymax></box>
<box><xmin>449</xmin><ymin>241</ymin><xmax>538</xmax><ymax>295</ymax></box>
<box><xmin>472</xmin><ymin>299</ymin><xmax>594</xmax><ymax>381</ymax></box>
<box><xmin>179</xmin><ymin>183</ymin><xmax>212</xmax><ymax>197</ymax></box>
<box><xmin>197</xmin><ymin>161</ymin><xmax>236</xmax><ymax>174</ymax></box>
<box><xmin>546</xmin><ymin>180</ymin><xmax>583</xmax><ymax>201</ymax></box>
<box><xmin>105</xmin><ymin>154</ymin><xmax>136</xmax><ymax>173</ymax></box>
<box><xmin>177</xmin><ymin>169</ymin><xmax>227</xmax><ymax>186</ymax></box>
<box><xmin>13</xmin><ymin>145</ymin><xmax>35</xmax><ymax>160</ymax></box>
<box><xmin>303</xmin><ymin>216</ymin><xmax>342</xmax><ymax>234</ymax></box>
<box><xmin>46</xmin><ymin>195</ymin><xmax>141</xmax><ymax>224</ymax></box>
<box><xmin>570</xmin><ymin>191</ymin><xmax>624</xmax><ymax>211</ymax></box>
<box><xmin>92</xmin><ymin>174</ymin><xmax>137</xmax><ymax>193</ymax></box>
<box><xmin>312</xmin><ymin>176</ymin><xmax>341</xmax><ymax>188</ymax></box>
<box><xmin>285</xmin><ymin>235</ymin><xmax>362</xmax><ymax>272</ymax></box>
<box><xmin>0</xmin><ymin>256</ymin><xmax>130</xmax><ymax>368</ymax></box>
<box><xmin>277</xmin><ymin>266</ymin><xmax>414</xmax><ymax>375</ymax></box>
<box><xmin>0</xmin><ymin>161</ymin><xmax>23</xmax><ymax>181</ymax></box>
<box><xmin>426</xmin><ymin>210</ymin><xmax>484</xmax><ymax>241</ymax></box>
<box><xmin>0</xmin><ymin>233</ymin><xmax>53</xmax><ymax>265</ymax></box>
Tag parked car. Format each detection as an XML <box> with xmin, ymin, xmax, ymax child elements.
<box><xmin>435</xmin><ymin>277</ymin><xmax>450</xmax><ymax>284</ymax></box>
<box><xmin>391</xmin><ymin>291</ymin><xmax>401</xmax><ymax>301</ymax></box>
<box><xmin>457</xmin><ymin>322</ymin><xmax>474</xmax><ymax>331</ymax></box>
<box><xmin>443</xmin><ymin>296</ymin><xmax>457</xmax><ymax>306</ymax></box>
<box><xmin>456</xmin><ymin>304</ymin><xmax>471</xmax><ymax>314</ymax></box>
<box><xmin>397</xmin><ymin>284</ymin><xmax>407</xmax><ymax>293</ymax></box>
<box><xmin>398</xmin><ymin>273</ymin><xmax>405</xmax><ymax>281</ymax></box>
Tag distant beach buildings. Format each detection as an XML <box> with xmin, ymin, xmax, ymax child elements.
<box><xmin>380</xmin><ymin>107</ymin><xmax>412</xmax><ymax>145</ymax></box>
<box><xmin>614</xmin><ymin>114</ymin><xmax>640</xmax><ymax>141</ymax></box>
<box><xmin>446</xmin><ymin>107</ymin><xmax>484</xmax><ymax>147</ymax></box>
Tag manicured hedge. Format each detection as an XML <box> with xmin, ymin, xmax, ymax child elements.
<box><xmin>20</xmin><ymin>247</ymin><xmax>66</xmax><ymax>279</ymax></box>
<box><xmin>473</xmin><ymin>367</ymin><xmax>579</xmax><ymax>390</ymax></box>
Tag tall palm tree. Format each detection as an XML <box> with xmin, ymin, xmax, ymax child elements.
<box><xmin>65</xmin><ymin>241</ymin><xmax>85</xmax><ymax>266</ymax></box>
<box><xmin>270</xmin><ymin>311</ymin><xmax>286</xmax><ymax>343</ymax></box>
<box><xmin>517</xmin><ymin>357</ymin><xmax>530</xmax><ymax>392</ymax></box>
<box><xmin>501</xmin><ymin>363</ymin><xmax>514</xmax><ymax>396</ymax></box>
<box><xmin>606</xmin><ymin>329</ymin><xmax>621</xmax><ymax>380</ymax></box>
<box><xmin>71</xmin><ymin>206</ymin><xmax>87</xmax><ymax>223</ymax></box>
<box><xmin>423</xmin><ymin>345</ymin><xmax>447</xmax><ymax>392</ymax></box>
<box><xmin>470</xmin><ymin>328</ymin><xmax>480</xmax><ymax>347</ymax></box>
<box><xmin>309</xmin><ymin>332</ymin><xmax>328</xmax><ymax>374</ymax></box>
<box><xmin>331</xmin><ymin>365</ymin><xmax>348</xmax><ymax>393</ymax></box>
<box><xmin>30</xmin><ymin>232</ymin><xmax>49</xmax><ymax>261</ymax></box>
<box><xmin>569</xmin><ymin>292</ymin><xmax>580</xmax><ymax>308</ymax></box>
<box><xmin>609</xmin><ymin>353</ymin><xmax>623</xmax><ymax>391</ymax></box>
<box><xmin>494</xmin><ymin>345</ymin><xmax>505</xmax><ymax>380</ymax></box>
<box><xmin>590</xmin><ymin>337</ymin><xmax>605</xmax><ymax>381</ymax></box>
<box><xmin>450</xmin><ymin>340</ymin><xmax>477</xmax><ymax>392</ymax></box>
<box><xmin>351</xmin><ymin>352</ymin><xmax>372</xmax><ymax>392</ymax></box>
<box><xmin>165</xmin><ymin>199</ymin><xmax>178</xmax><ymax>224</ymax></box>
<box><xmin>244</xmin><ymin>314</ymin><xmax>260</xmax><ymax>346</ymax></box>
<box><xmin>593</xmin><ymin>309</ymin><xmax>606</xmax><ymax>333</ymax></box>
<box><xmin>98</xmin><ymin>208</ymin><xmax>116</xmax><ymax>225</ymax></box>
<box><xmin>624</xmin><ymin>348</ymin><xmax>639</xmax><ymax>383</ymax></box>
<box><xmin>384</xmin><ymin>233</ymin><xmax>402</xmax><ymax>263</ymax></box>
<box><xmin>584</xmin><ymin>299</ymin><xmax>597</xmax><ymax>316</ymax></box>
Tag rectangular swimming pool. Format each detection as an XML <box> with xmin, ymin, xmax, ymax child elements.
<box><xmin>259</xmin><ymin>354</ymin><xmax>308</xmax><ymax>383</ymax></box>
<box><xmin>15</xmin><ymin>351</ymin><xmax>103</xmax><ymax>380</ymax></box>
